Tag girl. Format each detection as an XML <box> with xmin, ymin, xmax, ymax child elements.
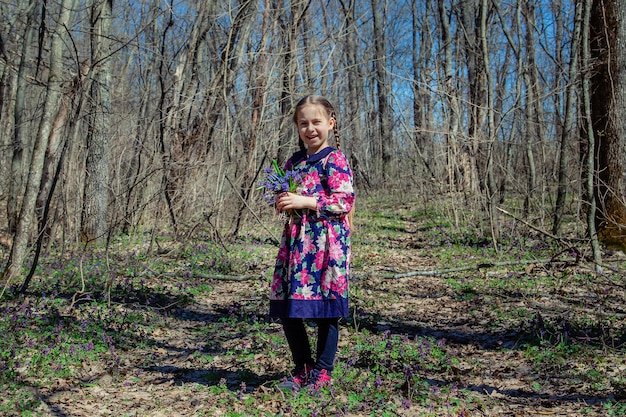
<box><xmin>270</xmin><ymin>95</ymin><xmax>355</xmax><ymax>391</ymax></box>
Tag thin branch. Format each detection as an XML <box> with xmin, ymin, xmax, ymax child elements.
<box><xmin>225</xmin><ymin>174</ymin><xmax>280</xmax><ymax>245</ymax></box>
<box><xmin>496</xmin><ymin>207</ymin><xmax>583</xmax><ymax>247</ymax></box>
<box><xmin>389</xmin><ymin>258</ymin><xmax>571</xmax><ymax>279</ymax></box>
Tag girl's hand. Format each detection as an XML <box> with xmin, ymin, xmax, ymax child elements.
<box><xmin>276</xmin><ymin>193</ymin><xmax>317</xmax><ymax>212</ymax></box>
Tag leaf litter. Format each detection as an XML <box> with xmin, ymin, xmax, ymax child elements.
<box><xmin>2</xmin><ymin>204</ymin><xmax>625</xmax><ymax>416</ymax></box>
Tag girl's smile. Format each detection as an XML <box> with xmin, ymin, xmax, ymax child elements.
<box><xmin>296</xmin><ymin>104</ymin><xmax>335</xmax><ymax>155</ymax></box>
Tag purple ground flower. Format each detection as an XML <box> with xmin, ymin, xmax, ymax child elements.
<box><xmin>82</xmin><ymin>340</ymin><xmax>94</xmax><ymax>352</ymax></box>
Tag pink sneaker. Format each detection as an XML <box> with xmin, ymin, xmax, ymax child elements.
<box><xmin>306</xmin><ymin>369</ymin><xmax>332</xmax><ymax>391</ymax></box>
<box><xmin>278</xmin><ymin>364</ymin><xmax>314</xmax><ymax>390</ymax></box>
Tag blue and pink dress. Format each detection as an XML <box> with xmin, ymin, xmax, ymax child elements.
<box><xmin>269</xmin><ymin>147</ymin><xmax>355</xmax><ymax>319</ymax></box>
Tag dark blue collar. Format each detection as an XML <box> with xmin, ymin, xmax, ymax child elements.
<box><xmin>291</xmin><ymin>147</ymin><xmax>336</xmax><ymax>165</ymax></box>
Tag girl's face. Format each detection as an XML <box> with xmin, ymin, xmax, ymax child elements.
<box><xmin>295</xmin><ymin>104</ymin><xmax>335</xmax><ymax>155</ymax></box>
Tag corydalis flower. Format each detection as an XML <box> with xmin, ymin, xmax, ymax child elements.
<box><xmin>258</xmin><ymin>159</ymin><xmax>302</xmax><ymax>204</ymax></box>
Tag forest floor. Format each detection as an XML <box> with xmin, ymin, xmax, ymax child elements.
<box><xmin>2</xmin><ymin>195</ymin><xmax>626</xmax><ymax>416</ymax></box>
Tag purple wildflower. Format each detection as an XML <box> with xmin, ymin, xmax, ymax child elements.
<box><xmin>258</xmin><ymin>160</ymin><xmax>302</xmax><ymax>204</ymax></box>
<box><xmin>238</xmin><ymin>382</ymin><xmax>246</xmax><ymax>401</ymax></box>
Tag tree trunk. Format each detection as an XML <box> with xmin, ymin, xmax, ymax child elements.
<box><xmin>460</xmin><ymin>0</ymin><xmax>483</xmax><ymax>194</ymax></box>
<box><xmin>581</xmin><ymin>0</ymin><xmax>602</xmax><ymax>269</ymax></box>
<box><xmin>411</xmin><ymin>0</ymin><xmax>436</xmax><ymax>180</ymax></box>
<box><xmin>439</xmin><ymin>0</ymin><xmax>461</xmax><ymax>193</ymax></box>
<box><xmin>21</xmin><ymin>68</ymin><xmax>88</xmax><ymax>294</ymax></box>
<box><xmin>1</xmin><ymin>0</ymin><xmax>75</xmax><ymax>288</ymax></box>
<box><xmin>371</xmin><ymin>0</ymin><xmax>391</xmax><ymax>181</ymax></box>
<box><xmin>588</xmin><ymin>0</ymin><xmax>626</xmax><ymax>251</ymax></box>
<box><xmin>339</xmin><ymin>0</ymin><xmax>369</xmax><ymax>186</ymax></box>
<box><xmin>81</xmin><ymin>0</ymin><xmax>112</xmax><ymax>244</ymax></box>
<box><xmin>478</xmin><ymin>0</ymin><xmax>500</xmax><ymax>250</ymax></box>
<box><xmin>521</xmin><ymin>0</ymin><xmax>538</xmax><ymax>215</ymax></box>
<box><xmin>492</xmin><ymin>0</ymin><xmax>517</xmax><ymax>204</ymax></box>
<box><xmin>553</xmin><ymin>0</ymin><xmax>583</xmax><ymax>235</ymax></box>
<box><xmin>7</xmin><ymin>1</ymin><xmax>40</xmax><ymax>235</ymax></box>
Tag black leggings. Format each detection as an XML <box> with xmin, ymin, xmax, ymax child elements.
<box><xmin>281</xmin><ymin>317</ymin><xmax>339</xmax><ymax>373</ymax></box>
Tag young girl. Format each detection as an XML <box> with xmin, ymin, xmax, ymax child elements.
<box><xmin>270</xmin><ymin>95</ymin><xmax>355</xmax><ymax>391</ymax></box>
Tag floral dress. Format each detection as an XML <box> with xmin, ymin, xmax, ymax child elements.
<box><xmin>269</xmin><ymin>147</ymin><xmax>355</xmax><ymax>319</ymax></box>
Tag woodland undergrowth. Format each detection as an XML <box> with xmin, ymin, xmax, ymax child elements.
<box><xmin>1</xmin><ymin>193</ymin><xmax>626</xmax><ymax>416</ymax></box>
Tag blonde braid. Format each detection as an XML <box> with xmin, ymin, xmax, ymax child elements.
<box><xmin>330</xmin><ymin>111</ymin><xmax>353</xmax><ymax>232</ymax></box>
<box><xmin>332</xmin><ymin>111</ymin><xmax>341</xmax><ymax>150</ymax></box>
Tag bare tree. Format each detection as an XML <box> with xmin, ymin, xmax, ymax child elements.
<box><xmin>276</xmin><ymin>0</ymin><xmax>311</xmax><ymax>163</ymax></box>
<box><xmin>553</xmin><ymin>0</ymin><xmax>583</xmax><ymax>235</ymax></box>
<box><xmin>411</xmin><ymin>0</ymin><xmax>436</xmax><ymax>180</ymax></box>
<box><xmin>580</xmin><ymin>0</ymin><xmax>602</xmax><ymax>268</ymax></box>
<box><xmin>491</xmin><ymin>0</ymin><xmax>517</xmax><ymax>203</ymax></box>
<box><xmin>459</xmin><ymin>0</ymin><xmax>484</xmax><ymax>194</ymax></box>
<box><xmin>2</xmin><ymin>0</ymin><xmax>76</xmax><ymax>289</ymax></box>
<box><xmin>520</xmin><ymin>0</ymin><xmax>538</xmax><ymax>216</ymax></box>
<box><xmin>371</xmin><ymin>0</ymin><xmax>392</xmax><ymax>181</ymax></box>
<box><xmin>586</xmin><ymin>0</ymin><xmax>626</xmax><ymax>251</ymax></box>
<box><xmin>7</xmin><ymin>1</ymin><xmax>40</xmax><ymax>235</ymax></box>
<box><xmin>233</xmin><ymin>0</ymin><xmax>271</xmax><ymax>237</ymax></box>
<box><xmin>81</xmin><ymin>0</ymin><xmax>112</xmax><ymax>244</ymax></box>
<box><xmin>438</xmin><ymin>0</ymin><xmax>463</xmax><ymax>194</ymax></box>
<box><xmin>338</xmin><ymin>0</ymin><xmax>369</xmax><ymax>187</ymax></box>
<box><xmin>0</xmin><ymin>0</ymin><xmax>596</xmax><ymax>269</ymax></box>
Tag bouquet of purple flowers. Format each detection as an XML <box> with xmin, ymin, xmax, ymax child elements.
<box><xmin>258</xmin><ymin>159</ymin><xmax>302</xmax><ymax>204</ymax></box>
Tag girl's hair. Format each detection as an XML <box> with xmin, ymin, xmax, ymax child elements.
<box><xmin>293</xmin><ymin>95</ymin><xmax>341</xmax><ymax>150</ymax></box>
<box><xmin>293</xmin><ymin>95</ymin><xmax>354</xmax><ymax>231</ymax></box>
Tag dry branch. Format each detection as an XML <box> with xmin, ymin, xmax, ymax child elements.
<box><xmin>390</xmin><ymin>259</ymin><xmax>538</xmax><ymax>279</ymax></box>
<box><xmin>151</xmin><ymin>271</ymin><xmax>259</xmax><ymax>282</ymax></box>
<box><xmin>496</xmin><ymin>207</ymin><xmax>576</xmax><ymax>245</ymax></box>
<box><xmin>384</xmin><ymin>257</ymin><xmax>579</xmax><ymax>279</ymax></box>
<box><xmin>193</xmin><ymin>273</ymin><xmax>258</xmax><ymax>281</ymax></box>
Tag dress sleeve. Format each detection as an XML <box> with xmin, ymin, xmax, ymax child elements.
<box><xmin>316</xmin><ymin>150</ymin><xmax>355</xmax><ymax>217</ymax></box>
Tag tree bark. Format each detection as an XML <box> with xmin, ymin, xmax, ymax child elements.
<box><xmin>371</xmin><ymin>0</ymin><xmax>392</xmax><ymax>181</ymax></box>
<box><xmin>588</xmin><ymin>0</ymin><xmax>626</xmax><ymax>251</ymax></box>
<box><xmin>491</xmin><ymin>0</ymin><xmax>517</xmax><ymax>204</ymax></box>
<box><xmin>460</xmin><ymin>0</ymin><xmax>483</xmax><ymax>193</ymax></box>
<box><xmin>339</xmin><ymin>0</ymin><xmax>369</xmax><ymax>186</ymax></box>
<box><xmin>553</xmin><ymin>0</ymin><xmax>583</xmax><ymax>235</ymax></box>
<box><xmin>411</xmin><ymin>0</ymin><xmax>436</xmax><ymax>180</ymax></box>
<box><xmin>521</xmin><ymin>0</ymin><xmax>538</xmax><ymax>215</ymax></box>
<box><xmin>2</xmin><ymin>0</ymin><xmax>75</xmax><ymax>288</ymax></box>
<box><xmin>7</xmin><ymin>1</ymin><xmax>40</xmax><ymax>235</ymax></box>
<box><xmin>478</xmin><ymin>0</ymin><xmax>500</xmax><ymax>250</ymax></box>
<box><xmin>438</xmin><ymin>0</ymin><xmax>462</xmax><ymax>193</ymax></box>
<box><xmin>81</xmin><ymin>0</ymin><xmax>112</xmax><ymax>244</ymax></box>
<box><xmin>581</xmin><ymin>0</ymin><xmax>602</xmax><ymax>269</ymax></box>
